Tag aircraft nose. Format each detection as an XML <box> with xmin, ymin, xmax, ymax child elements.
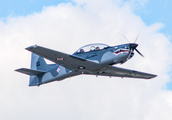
<box><xmin>129</xmin><ymin>43</ymin><xmax>138</xmax><ymax>49</ymax></box>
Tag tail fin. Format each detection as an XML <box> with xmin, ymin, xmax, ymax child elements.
<box><xmin>30</xmin><ymin>53</ymin><xmax>48</xmax><ymax>71</ymax></box>
<box><xmin>28</xmin><ymin>53</ymin><xmax>49</xmax><ymax>86</ymax></box>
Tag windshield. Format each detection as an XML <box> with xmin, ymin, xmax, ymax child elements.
<box><xmin>73</xmin><ymin>43</ymin><xmax>109</xmax><ymax>54</ymax></box>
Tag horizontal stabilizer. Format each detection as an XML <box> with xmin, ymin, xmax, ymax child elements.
<box><xmin>15</xmin><ymin>68</ymin><xmax>46</xmax><ymax>75</ymax></box>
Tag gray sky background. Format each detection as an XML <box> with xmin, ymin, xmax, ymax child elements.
<box><xmin>0</xmin><ymin>0</ymin><xmax>172</xmax><ymax>120</ymax></box>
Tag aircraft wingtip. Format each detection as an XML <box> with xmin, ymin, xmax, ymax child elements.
<box><xmin>25</xmin><ymin>45</ymin><xmax>38</xmax><ymax>51</ymax></box>
<box><xmin>150</xmin><ymin>74</ymin><xmax>157</xmax><ymax>79</ymax></box>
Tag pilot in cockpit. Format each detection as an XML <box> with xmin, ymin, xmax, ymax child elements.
<box><xmin>80</xmin><ymin>49</ymin><xmax>84</xmax><ymax>53</ymax></box>
<box><xmin>95</xmin><ymin>47</ymin><xmax>100</xmax><ymax>50</ymax></box>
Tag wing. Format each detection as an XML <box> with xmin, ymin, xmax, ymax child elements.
<box><xmin>26</xmin><ymin>45</ymin><xmax>100</xmax><ymax>71</ymax></box>
<box><xmin>86</xmin><ymin>66</ymin><xmax>157</xmax><ymax>79</ymax></box>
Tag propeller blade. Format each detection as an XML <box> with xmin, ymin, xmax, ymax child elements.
<box><xmin>135</xmin><ymin>48</ymin><xmax>144</xmax><ymax>57</ymax></box>
<box><xmin>134</xmin><ymin>34</ymin><xmax>139</xmax><ymax>43</ymax></box>
<box><xmin>127</xmin><ymin>49</ymin><xmax>132</xmax><ymax>60</ymax></box>
<box><xmin>122</xmin><ymin>34</ymin><xmax>130</xmax><ymax>43</ymax></box>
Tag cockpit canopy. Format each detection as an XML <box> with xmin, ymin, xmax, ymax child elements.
<box><xmin>73</xmin><ymin>43</ymin><xmax>110</xmax><ymax>54</ymax></box>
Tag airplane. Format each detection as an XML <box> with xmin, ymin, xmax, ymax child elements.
<box><xmin>15</xmin><ymin>43</ymin><xmax>157</xmax><ymax>86</ymax></box>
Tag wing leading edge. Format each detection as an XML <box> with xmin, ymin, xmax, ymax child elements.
<box><xmin>86</xmin><ymin>66</ymin><xmax>157</xmax><ymax>79</ymax></box>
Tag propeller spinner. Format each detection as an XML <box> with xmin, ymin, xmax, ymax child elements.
<box><xmin>129</xmin><ymin>43</ymin><xmax>144</xmax><ymax>57</ymax></box>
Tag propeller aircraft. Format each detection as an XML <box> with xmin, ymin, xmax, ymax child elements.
<box><xmin>15</xmin><ymin>43</ymin><xmax>157</xmax><ymax>86</ymax></box>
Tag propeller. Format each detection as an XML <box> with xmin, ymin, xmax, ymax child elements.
<box><xmin>129</xmin><ymin>43</ymin><xmax>144</xmax><ymax>58</ymax></box>
<box><xmin>123</xmin><ymin>34</ymin><xmax>144</xmax><ymax>58</ymax></box>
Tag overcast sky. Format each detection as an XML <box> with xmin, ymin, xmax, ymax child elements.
<box><xmin>0</xmin><ymin>0</ymin><xmax>172</xmax><ymax>120</ymax></box>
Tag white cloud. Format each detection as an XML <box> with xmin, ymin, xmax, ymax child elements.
<box><xmin>0</xmin><ymin>0</ymin><xmax>172</xmax><ymax>120</ymax></box>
